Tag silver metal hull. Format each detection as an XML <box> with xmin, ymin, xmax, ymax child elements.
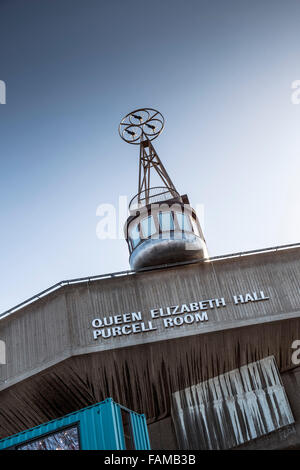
<box><xmin>130</xmin><ymin>233</ymin><xmax>206</xmax><ymax>270</ymax></box>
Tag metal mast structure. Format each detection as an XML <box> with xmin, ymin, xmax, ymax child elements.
<box><xmin>119</xmin><ymin>108</ymin><xmax>178</xmax><ymax>206</ymax></box>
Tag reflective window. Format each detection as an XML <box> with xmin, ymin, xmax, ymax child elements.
<box><xmin>130</xmin><ymin>224</ymin><xmax>140</xmax><ymax>249</ymax></box>
<box><xmin>176</xmin><ymin>212</ymin><xmax>192</xmax><ymax>231</ymax></box>
<box><xmin>17</xmin><ymin>425</ymin><xmax>80</xmax><ymax>450</ymax></box>
<box><xmin>158</xmin><ymin>212</ymin><xmax>174</xmax><ymax>232</ymax></box>
<box><xmin>141</xmin><ymin>216</ymin><xmax>156</xmax><ymax>239</ymax></box>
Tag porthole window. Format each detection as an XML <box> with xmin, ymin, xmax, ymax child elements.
<box><xmin>141</xmin><ymin>216</ymin><xmax>156</xmax><ymax>239</ymax></box>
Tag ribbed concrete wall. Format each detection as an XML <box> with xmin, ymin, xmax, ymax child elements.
<box><xmin>1</xmin><ymin>247</ymin><xmax>300</xmax><ymax>446</ymax></box>
<box><xmin>1</xmin><ymin>247</ymin><xmax>300</xmax><ymax>389</ymax></box>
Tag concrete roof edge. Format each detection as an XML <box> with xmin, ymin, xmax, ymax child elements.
<box><xmin>1</xmin><ymin>241</ymin><xmax>300</xmax><ymax>321</ymax></box>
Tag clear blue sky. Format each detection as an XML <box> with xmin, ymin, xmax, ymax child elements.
<box><xmin>0</xmin><ymin>0</ymin><xmax>300</xmax><ymax>312</ymax></box>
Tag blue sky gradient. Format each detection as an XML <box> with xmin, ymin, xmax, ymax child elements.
<box><xmin>0</xmin><ymin>0</ymin><xmax>300</xmax><ymax>311</ymax></box>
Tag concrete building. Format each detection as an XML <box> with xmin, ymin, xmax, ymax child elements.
<box><xmin>1</xmin><ymin>244</ymin><xmax>300</xmax><ymax>449</ymax></box>
<box><xmin>1</xmin><ymin>109</ymin><xmax>300</xmax><ymax>450</ymax></box>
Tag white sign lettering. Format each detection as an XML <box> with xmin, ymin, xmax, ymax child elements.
<box><xmin>91</xmin><ymin>291</ymin><xmax>270</xmax><ymax>341</ymax></box>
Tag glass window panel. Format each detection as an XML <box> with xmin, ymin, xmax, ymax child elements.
<box><xmin>191</xmin><ymin>218</ymin><xmax>199</xmax><ymax>235</ymax></box>
<box><xmin>158</xmin><ymin>212</ymin><xmax>174</xmax><ymax>232</ymax></box>
<box><xmin>130</xmin><ymin>224</ymin><xmax>140</xmax><ymax>248</ymax></box>
<box><xmin>141</xmin><ymin>216</ymin><xmax>156</xmax><ymax>239</ymax></box>
<box><xmin>176</xmin><ymin>213</ymin><xmax>192</xmax><ymax>231</ymax></box>
<box><xmin>17</xmin><ymin>425</ymin><xmax>80</xmax><ymax>450</ymax></box>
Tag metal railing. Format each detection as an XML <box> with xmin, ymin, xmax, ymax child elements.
<box><xmin>129</xmin><ymin>186</ymin><xmax>180</xmax><ymax>211</ymax></box>
<box><xmin>0</xmin><ymin>242</ymin><xmax>300</xmax><ymax>321</ymax></box>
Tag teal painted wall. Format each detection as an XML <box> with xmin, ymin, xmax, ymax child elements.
<box><xmin>0</xmin><ymin>398</ymin><xmax>150</xmax><ymax>450</ymax></box>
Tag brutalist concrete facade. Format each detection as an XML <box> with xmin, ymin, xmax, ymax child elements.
<box><xmin>1</xmin><ymin>244</ymin><xmax>300</xmax><ymax>449</ymax></box>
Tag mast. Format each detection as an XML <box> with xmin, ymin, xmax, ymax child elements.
<box><xmin>119</xmin><ymin>108</ymin><xmax>178</xmax><ymax>206</ymax></box>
